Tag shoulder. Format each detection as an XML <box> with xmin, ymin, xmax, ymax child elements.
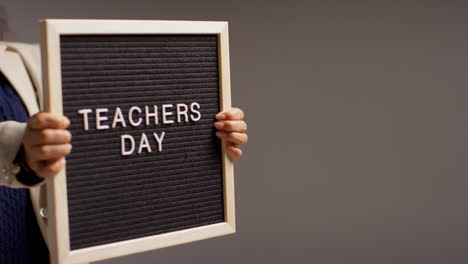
<box><xmin>0</xmin><ymin>41</ymin><xmax>40</xmax><ymax>54</ymax></box>
<box><xmin>0</xmin><ymin>41</ymin><xmax>40</xmax><ymax>69</ymax></box>
<box><xmin>0</xmin><ymin>41</ymin><xmax>41</xmax><ymax>74</ymax></box>
<box><xmin>0</xmin><ymin>41</ymin><xmax>42</xmax><ymax>96</ymax></box>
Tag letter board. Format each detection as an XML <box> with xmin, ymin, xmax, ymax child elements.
<box><xmin>39</xmin><ymin>19</ymin><xmax>234</xmax><ymax>264</ymax></box>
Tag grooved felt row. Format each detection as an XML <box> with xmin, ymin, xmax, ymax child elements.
<box><xmin>60</xmin><ymin>35</ymin><xmax>225</xmax><ymax>250</ymax></box>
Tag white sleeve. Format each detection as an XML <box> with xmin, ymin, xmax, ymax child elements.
<box><xmin>0</xmin><ymin>120</ymin><xmax>44</xmax><ymax>188</ymax></box>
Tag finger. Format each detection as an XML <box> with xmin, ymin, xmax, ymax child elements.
<box><xmin>28</xmin><ymin>113</ymin><xmax>70</xmax><ymax>130</ymax></box>
<box><xmin>216</xmin><ymin>131</ymin><xmax>248</xmax><ymax>146</ymax></box>
<box><xmin>216</xmin><ymin>108</ymin><xmax>244</xmax><ymax>120</ymax></box>
<box><xmin>214</xmin><ymin>120</ymin><xmax>247</xmax><ymax>132</ymax></box>
<box><xmin>23</xmin><ymin>129</ymin><xmax>72</xmax><ymax>146</ymax></box>
<box><xmin>227</xmin><ymin>144</ymin><xmax>243</xmax><ymax>161</ymax></box>
<box><xmin>29</xmin><ymin>144</ymin><xmax>72</xmax><ymax>160</ymax></box>
<box><xmin>36</xmin><ymin>158</ymin><xmax>66</xmax><ymax>178</ymax></box>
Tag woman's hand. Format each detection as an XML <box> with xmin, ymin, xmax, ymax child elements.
<box><xmin>214</xmin><ymin>108</ymin><xmax>248</xmax><ymax>160</ymax></box>
<box><xmin>22</xmin><ymin>113</ymin><xmax>72</xmax><ymax>178</ymax></box>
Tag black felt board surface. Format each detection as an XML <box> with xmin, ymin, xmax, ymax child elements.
<box><xmin>60</xmin><ymin>35</ymin><xmax>225</xmax><ymax>250</ymax></box>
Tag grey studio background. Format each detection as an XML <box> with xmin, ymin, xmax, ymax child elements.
<box><xmin>2</xmin><ymin>0</ymin><xmax>468</xmax><ymax>263</ymax></box>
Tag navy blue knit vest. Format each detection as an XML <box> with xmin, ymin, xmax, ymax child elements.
<box><xmin>0</xmin><ymin>72</ymin><xmax>49</xmax><ymax>263</ymax></box>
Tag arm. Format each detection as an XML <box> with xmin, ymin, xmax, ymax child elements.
<box><xmin>0</xmin><ymin>120</ymin><xmax>31</xmax><ymax>188</ymax></box>
<box><xmin>1</xmin><ymin>42</ymin><xmax>70</xmax><ymax>187</ymax></box>
<box><xmin>0</xmin><ymin>113</ymin><xmax>72</xmax><ymax>188</ymax></box>
<box><xmin>22</xmin><ymin>112</ymin><xmax>72</xmax><ymax>178</ymax></box>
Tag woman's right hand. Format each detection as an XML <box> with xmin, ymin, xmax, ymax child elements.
<box><xmin>22</xmin><ymin>112</ymin><xmax>72</xmax><ymax>178</ymax></box>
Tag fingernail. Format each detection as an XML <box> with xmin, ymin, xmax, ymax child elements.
<box><xmin>216</xmin><ymin>113</ymin><xmax>226</xmax><ymax>120</ymax></box>
<box><xmin>228</xmin><ymin>145</ymin><xmax>238</xmax><ymax>152</ymax></box>
<box><xmin>56</xmin><ymin>158</ymin><xmax>66</xmax><ymax>168</ymax></box>
<box><xmin>216</xmin><ymin>131</ymin><xmax>227</xmax><ymax>138</ymax></box>
<box><xmin>63</xmin><ymin>117</ymin><xmax>70</xmax><ymax>127</ymax></box>
<box><xmin>214</xmin><ymin>122</ymin><xmax>224</xmax><ymax>129</ymax></box>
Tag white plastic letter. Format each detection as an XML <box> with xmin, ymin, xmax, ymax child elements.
<box><xmin>121</xmin><ymin>134</ymin><xmax>135</xmax><ymax>156</ymax></box>
<box><xmin>129</xmin><ymin>106</ymin><xmax>142</xmax><ymax>127</ymax></box>
<box><xmin>162</xmin><ymin>104</ymin><xmax>174</xmax><ymax>124</ymax></box>
<box><xmin>153</xmin><ymin>132</ymin><xmax>165</xmax><ymax>152</ymax></box>
<box><xmin>77</xmin><ymin>109</ymin><xmax>92</xmax><ymax>131</ymax></box>
<box><xmin>112</xmin><ymin>107</ymin><xmax>127</xmax><ymax>128</ymax></box>
<box><xmin>176</xmin><ymin>103</ymin><xmax>189</xmax><ymax>123</ymax></box>
<box><xmin>190</xmin><ymin>102</ymin><xmax>201</xmax><ymax>122</ymax></box>
<box><xmin>138</xmin><ymin>133</ymin><xmax>152</xmax><ymax>154</ymax></box>
<box><xmin>96</xmin><ymin>108</ymin><xmax>109</xmax><ymax>130</ymax></box>
<box><xmin>145</xmin><ymin>105</ymin><xmax>158</xmax><ymax>125</ymax></box>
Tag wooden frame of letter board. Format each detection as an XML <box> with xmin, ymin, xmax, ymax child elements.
<box><xmin>38</xmin><ymin>19</ymin><xmax>234</xmax><ymax>264</ymax></box>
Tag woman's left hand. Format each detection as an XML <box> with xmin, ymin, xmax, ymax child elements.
<box><xmin>214</xmin><ymin>108</ymin><xmax>248</xmax><ymax>161</ymax></box>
